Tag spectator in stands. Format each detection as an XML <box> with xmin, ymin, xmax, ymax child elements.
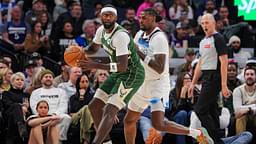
<box><xmin>24</xmin><ymin>66</ymin><xmax>45</xmax><ymax>94</ymax></box>
<box><xmin>168</xmin><ymin>0</ymin><xmax>193</xmax><ymax>23</ymax></box>
<box><xmin>39</xmin><ymin>11</ymin><xmax>52</xmax><ymax>37</ymax></box>
<box><xmin>170</xmin><ymin>22</ymin><xmax>190</xmax><ymax>49</ymax></box>
<box><xmin>2</xmin><ymin>72</ymin><xmax>29</xmax><ymax>143</ymax></box>
<box><xmin>24</xmin><ymin>21</ymin><xmax>51</xmax><ymax>55</ymax></box>
<box><xmin>0</xmin><ymin>58</ymin><xmax>9</xmax><ymax>69</ymax></box>
<box><xmin>93</xmin><ymin>69</ymin><xmax>109</xmax><ymax>90</ymax></box>
<box><xmin>52</xmin><ymin>21</ymin><xmax>76</xmax><ymax>61</ymax></box>
<box><xmin>24</xmin><ymin>59</ymin><xmax>37</xmax><ymax>90</ymax></box>
<box><xmin>157</xmin><ymin>18</ymin><xmax>175</xmax><ymax>38</ymax></box>
<box><xmin>218</xmin><ymin>6</ymin><xmax>235</xmax><ymax>26</ymax></box>
<box><xmin>27</xmin><ymin>100</ymin><xmax>60</xmax><ymax>144</ymax></box>
<box><xmin>122</xmin><ymin>7</ymin><xmax>140</xmax><ymax>36</ymax></box>
<box><xmin>30</xmin><ymin>69</ymin><xmax>71</xmax><ymax>143</ymax></box>
<box><xmin>153</xmin><ymin>2</ymin><xmax>166</xmax><ymax>19</ymax></box>
<box><xmin>0</xmin><ymin>67</ymin><xmax>12</xmax><ymax>92</ymax></box>
<box><xmin>121</xmin><ymin>20</ymin><xmax>135</xmax><ymax>37</ymax></box>
<box><xmin>174</xmin><ymin>48</ymin><xmax>195</xmax><ymax>75</ymax></box>
<box><xmin>197</xmin><ymin>0</ymin><xmax>218</xmax><ymax>24</ymax></box>
<box><xmin>2</xmin><ymin>5</ymin><xmax>29</xmax><ymax>51</ymax></box>
<box><xmin>75</xmin><ymin>19</ymin><xmax>96</xmax><ymax>48</ymax></box>
<box><xmin>167</xmin><ymin>72</ymin><xmax>199</xmax><ymax>144</ymax></box>
<box><xmin>31</xmin><ymin>52</ymin><xmax>44</xmax><ymax>67</ymax></box>
<box><xmin>52</xmin><ymin>2</ymin><xmax>84</xmax><ymax>39</ymax></box>
<box><xmin>58</xmin><ymin>66</ymin><xmax>82</xmax><ymax>98</ymax></box>
<box><xmin>228</xmin><ymin>35</ymin><xmax>252</xmax><ymax>69</ymax></box>
<box><xmin>25</xmin><ymin>0</ymin><xmax>47</xmax><ymax>26</ymax></box>
<box><xmin>225</xmin><ymin>60</ymin><xmax>242</xmax><ymax>114</ymax></box>
<box><xmin>233</xmin><ymin>67</ymin><xmax>256</xmax><ymax>134</ymax></box>
<box><xmin>94</xmin><ymin>2</ymin><xmax>103</xmax><ymax>19</ymax></box>
<box><xmin>53</xmin><ymin>62</ymin><xmax>70</xmax><ymax>87</ymax></box>
<box><xmin>69</xmin><ymin>73</ymin><xmax>94</xmax><ymax>144</ymax></box>
<box><xmin>136</xmin><ymin>0</ymin><xmax>156</xmax><ymax>17</ymax></box>
<box><xmin>53</xmin><ymin>0</ymin><xmax>68</xmax><ymax>22</ymax></box>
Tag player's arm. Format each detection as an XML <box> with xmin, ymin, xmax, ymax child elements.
<box><xmin>85</xmin><ymin>42</ymin><xmax>101</xmax><ymax>54</ymax></box>
<box><xmin>191</xmin><ymin>59</ymin><xmax>202</xmax><ymax>85</ymax></box>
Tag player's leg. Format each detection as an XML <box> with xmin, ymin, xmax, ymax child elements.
<box><xmin>124</xmin><ymin>109</ymin><xmax>141</xmax><ymax>144</ymax></box>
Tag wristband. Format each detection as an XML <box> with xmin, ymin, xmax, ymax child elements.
<box><xmin>110</xmin><ymin>63</ymin><xmax>118</xmax><ymax>72</ymax></box>
<box><xmin>144</xmin><ymin>56</ymin><xmax>151</xmax><ymax>64</ymax></box>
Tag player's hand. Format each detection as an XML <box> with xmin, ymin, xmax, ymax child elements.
<box><xmin>188</xmin><ymin>84</ymin><xmax>195</xmax><ymax>98</ymax></box>
<box><xmin>222</xmin><ymin>85</ymin><xmax>230</xmax><ymax>98</ymax></box>
<box><xmin>78</xmin><ymin>59</ymin><xmax>97</xmax><ymax>71</ymax></box>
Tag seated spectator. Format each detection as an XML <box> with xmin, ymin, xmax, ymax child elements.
<box><xmin>169</xmin><ymin>22</ymin><xmax>190</xmax><ymax>49</ymax></box>
<box><xmin>233</xmin><ymin>67</ymin><xmax>256</xmax><ymax>134</ymax></box>
<box><xmin>30</xmin><ymin>52</ymin><xmax>44</xmax><ymax>67</ymax></box>
<box><xmin>53</xmin><ymin>62</ymin><xmax>70</xmax><ymax>87</ymax></box>
<box><xmin>2</xmin><ymin>72</ymin><xmax>30</xmax><ymax>143</ymax></box>
<box><xmin>24</xmin><ymin>0</ymin><xmax>47</xmax><ymax>26</ymax></box>
<box><xmin>217</xmin><ymin>6</ymin><xmax>235</xmax><ymax>26</ymax></box>
<box><xmin>227</xmin><ymin>35</ymin><xmax>252</xmax><ymax>69</ymax></box>
<box><xmin>52</xmin><ymin>0</ymin><xmax>68</xmax><ymax>22</ymax></box>
<box><xmin>24</xmin><ymin>66</ymin><xmax>45</xmax><ymax>94</ymax></box>
<box><xmin>23</xmin><ymin>59</ymin><xmax>37</xmax><ymax>90</ymax></box>
<box><xmin>58</xmin><ymin>66</ymin><xmax>82</xmax><ymax>98</ymax></box>
<box><xmin>2</xmin><ymin>5</ymin><xmax>29</xmax><ymax>51</ymax></box>
<box><xmin>69</xmin><ymin>73</ymin><xmax>94</xmax><ymax>144</ymax></box>
<box><xmin>27</xmin><ymin>100</ymin><xmax>60</xmax><ymax>144</ymax></box>
<box><xmin>167</xmin><ymin>72</ymin><xmax>199</xmax><ymax>144</ymax></box>
<box><xmin>197</xmin><ymin>0</ymin><xmax>218</xmax><ymax>24</ymax></box>
<box><xmin>38</xmin><ymin>11</ymin><xmax>52</xmax><ymax>37</ymax></box>
<box><xmin>122</xmin><ymin>7</ymin><xmax>140</xmax><ymax>36</ymax></box>
<box><xmin>30</xmin><ymin>69</ymin><xmax>71</xmax><ymax>143</ymax></box>
<box><xmin>24</xmin><ymin>21</ymin><xmax>50</xmax><ymax>55</ymax></box>
<box><xmin>153</xmin><ymin>2</ymin><xmax>166</xmax><ymax>19</ymax></box>
<box><xmin>0</xmin><ymin>67</ymin><xmax>13</xmax><ymax>92</ymax></box>
<box><xmin>173</xmin><ymin>48</ymin><xmax>195</xmax><ymax>75</ymax></box>
<box><xmin>168</xmin><ymin>0</ymin><xmax>193</xmax><ymax>23</ymax></box>
<box><xmin>93</xmin><ymin>69</ymin><xmax>109</xmax><ymax>91</ymax></box>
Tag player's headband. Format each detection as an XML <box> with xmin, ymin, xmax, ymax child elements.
<box><xmin>100</xmin><ymin>7</ymin><xmax>117</xmax><ymax>15</ymax></box>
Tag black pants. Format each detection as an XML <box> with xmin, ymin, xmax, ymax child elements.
<box><xmin>194</xmin><ymin>71</ymin><xmax>224</xmax><ymax>144</ymax></box>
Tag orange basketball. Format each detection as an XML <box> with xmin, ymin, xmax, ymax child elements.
<box><xmin>64</xmin><ymin>45</ymin><xmax>87</xmax><ymax>67</ymax></box>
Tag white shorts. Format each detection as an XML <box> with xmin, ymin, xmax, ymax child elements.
<box><xmin>128</xmin><ymin>77</ymin><xmax>170</xmax><ymax>113</ymax></box>
<box><xmin>94</xmin><ymin>88</ymin><xmax>126</xmax><ymax>110</ymax></box>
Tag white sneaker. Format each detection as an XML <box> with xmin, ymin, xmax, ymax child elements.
<box><xmin>102</xmin><ymin>140</ymin><xmax>113</xmax><ymax>144</ymax></box>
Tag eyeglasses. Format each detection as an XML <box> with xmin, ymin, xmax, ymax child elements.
<box><xmin>99</xmin><ymin>73</ymin><xmax>108</xmax><ymax>76</ymax></box>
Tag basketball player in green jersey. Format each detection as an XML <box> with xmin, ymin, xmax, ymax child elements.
<box><xmin>78</xmin><ymin>4</ymin><xmax>145</xmax><ymax>144</ymax></box>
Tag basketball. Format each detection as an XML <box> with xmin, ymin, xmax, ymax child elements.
<box><xmin>64</xmin><ymin>45</ymin><xmax>87</xmax><ymax>67</ymax></box>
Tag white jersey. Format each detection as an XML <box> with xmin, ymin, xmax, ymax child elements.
<box><xmin>134</xmin><ymin>27</ymin><xmax>169</xmax><ymax>80</ymax></box>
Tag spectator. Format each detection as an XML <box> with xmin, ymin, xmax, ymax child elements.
<box><xmin>93</xmin><ymin>69</ymin><xmax>109</xmax><ymax>90</ymax></box>
<box><xmin>53</xmin><ymin>62</ymin><xmax>70</xmax><ymax>87</ymax></box>
<box><xmin>0</xmin><ymin>58</ymin><xmax>9</xmax><ymax>69</ymax></box>
<box><xmin>58</xmin><ymin>66</ymin><xmax>82</xmax><ymax>98</ymax></box>
<box><xmin>39</xmin><ymin>11</ymin><xmax>52</xmax><ymax>37</ymax></box>
<box><xmin>30</xmin><ymin>69</ymin><xmax>71</xmax><ymax>143</ymax></box>
<box><xmin>24</xmin><ymin>21</ymin><xmax>51</xmax><ymax>55</ymax></box>
<box><xmin>197</xmin><ymin>0</ymin><xmax>218</xmax><ymax>24</ymax></box>
<box><xmin>170</xmin><ymin>22</ymin><xmax>190</xmax><ymax>49</ymax></box>
<box><xmin>30</xmin><ymin>52</ymin><xmax>44</xmax><ymax>67</ymax></box>
<box><xmin>228</xmin><ymin>35</ymin><xmax>252</xmax><ymax>69</ymax></box>
<box><xmin>27</xmin><ymin>100</ymin><xmax>60</xmax><ymax>144</ymax></box>
<box><xmin>218</xmin><ymin>6</ymin><xmax>235</xmax><ymax>26</ymax></box>
<box><xmin>24</xmin><ymin>66</ymin><xmax>45</xmax><ymax>94</ymax></box>
<box><xmin>25</xmin><ymin>0</ymin><xmax>47</xmax><ymax>26</ymax></box>
<box><xmin>121</xmin><ymin>7</ymin><xmax>140</xmax><ymax>36</ymax></box>
<box><xmin>136</xmin><ymin>0</ymin><xmax>156</xmax><ymax>18</ymax></box>
<box><xmin>2</xmin><ymin>5</ymin><xmax>29</xmax><ymax>51</ymax></box>
<box><xmin>75</xmin><ymin>19</ymin><xmax>96</xmax><ymax>48</ymax></box>
<box><xmin>2</xmin><ymin>72</ymin><xmax>29</xmax><ymax>143</ymax></box>
<box><xmin>157</xmin><ymin>18</ymin><xmax>175</xmax><ymax>38</ymax></box>
<box><xmin>69</xmin><ymin>73</ymin><xmax>94</xmax><ymax>144</ymax></box>
<box><xmin>233</xmin><ymin>67</ymin><xmax>256</xmax><ymax>134</ymax></box>
<box><xmin>153</xmin><ymin>2</ymin><xmax>166</xmax><ymax>19</ymax></box>
<box><xmin>173</xmin><ymin>48</ymin><xmax>196</xmax><ymax>75</ymax></box>
<box><xmin>168</xmin><ymin>0</ymin><xmax>193</xmax><ymax>23</ymax></box>
<box><xmin>0</xmin><ymin>67</ymin><xmax>12</xmax><ymax>92</ymax></box>
<box><xmin>53</xmin><ymin>0</ymin><xmax>68</xmax><ymax>22</ymax></box>
<box><xmin>24</xmin><ymin>59</ymin><xmax>37</xmax><ymax>90</ymax></box>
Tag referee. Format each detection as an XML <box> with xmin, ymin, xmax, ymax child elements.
<box><xmin>188</xmin><ymin>13</ymin><xmax>230</xmax><ymax>144</ymax></box>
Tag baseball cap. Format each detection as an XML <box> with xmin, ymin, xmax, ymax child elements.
<box><xmin>185</xmin><ymin>48</ymin><xmax>195</xmax><ymax>55</ymax></box>
<box><xmin>176</xmin><ymin>22</ymin><xmax>189</xmax><ymax>29</ymax></box>
<box><xmin>24</xmin><ymin>60</ymin><xmax>37</xmax><ymax>68</ymax></box>
<box><xmin>142</xmin><ymin>8</ymin><xmax>163</xmax><ymax>22</ymax></box>
<box><xmin>31</xmin><ymin>52</ymin><xmax>42</xmax><ymax>59</ymax></box>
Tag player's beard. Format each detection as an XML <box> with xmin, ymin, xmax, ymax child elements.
<box><xmin>103</xmin><ymin>21</ymin><xmax>115</xmax><ymax>29</ymax></box>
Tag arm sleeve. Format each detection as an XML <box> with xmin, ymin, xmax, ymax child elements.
<box><xmin>112</xmin><ymin>31</ymin><xmax>130</xmax><ymax>56</ymax></box>
<box><xmin>214</xmin><ymin>34</ymin><xmax>228</xmax><ymax>56</ymax></box>
<box><xmin>93</xmin><ymin>26</ymin><xmax>104</xmax><ymax>45</ymax></box>
<box><xmin>150</xmin><ymin>34</ymin><xmax>169</xmax><ymax>55</ymax></box>
<box><xmin>233</xmin><ymin>87</ymin><xmax>243</xmax><ymax>113</ymax></box>
<box><xmin>55</xmin><ymin>89</ymin><xmax>68</xmax><ymax>115</ymax></box>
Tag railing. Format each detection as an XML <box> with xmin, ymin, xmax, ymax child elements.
<box><xmin>0</xmin><ymin>39</ymin><xmax>61</xmax><ymax>75</ymax></box>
